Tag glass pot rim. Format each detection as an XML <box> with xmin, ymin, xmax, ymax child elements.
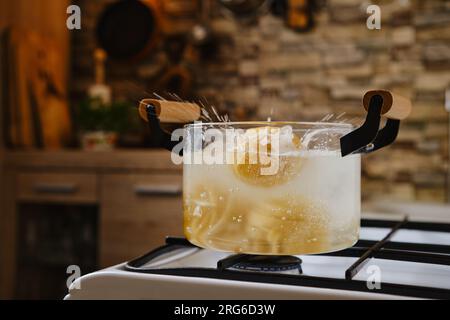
<box><xmin>184</xmin><ymin>121</ymin><xmax>355</xmax><ymax>129</ymax></box>
<box><xmin>183</xmin><ymin>121</ymin><xmax>357</xmax><ymax>154</ymax></box>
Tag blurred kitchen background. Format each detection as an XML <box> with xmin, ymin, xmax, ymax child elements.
<box><xmin>0</xmin><ymin>0</ymin><xmax>449</xmax><ymax>299</ymax></box>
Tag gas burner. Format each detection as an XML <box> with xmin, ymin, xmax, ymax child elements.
<box><xmin>218</xmin><ymin>254</ymin><xmax>302</xmax><ymax>274</ymax></box>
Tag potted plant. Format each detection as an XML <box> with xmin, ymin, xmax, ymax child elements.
<box><xmin>76</xmin><ymin>98</ymin><xmax>131</xmax><ymax>151</ymax></box>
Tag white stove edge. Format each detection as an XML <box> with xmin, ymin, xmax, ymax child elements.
<box><xmin>65</xmin><ymin>264</ymin><xmax>416</xmax><ymax>300</ymax></box>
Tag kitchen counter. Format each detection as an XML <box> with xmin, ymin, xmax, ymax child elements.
<box><xmin>3</xmin><ymin>149</ymin><xmax>182</xmax><ymax>172</ymax></box>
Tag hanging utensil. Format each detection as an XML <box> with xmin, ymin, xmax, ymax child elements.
<box><xmin>96</xmin><ymin>0</ymin><xmax>162</xmax><ymax>62</ymax></box>
<box><xmin>271</xmin><ymin>0</ymin><xmax>318</xmax><ymax>32</ymax></box>
<box><xmin>188</xmin><ymin>0</ymin><xmax>218</xmax><ymax>60</ymax></box>
<box><xmin>189</xmin><ymin>0</ymin><xmax>212</xmax><ymax>46</ymax></box>
<box><xmin>286</xmin><ymin>0</ymin><xmax>316</xmax><ymax>32</ymax></box>
<box><xmin>219</xmin><ymin>0</ymin><xmax>268</xmax><ymax>24</ymax></box>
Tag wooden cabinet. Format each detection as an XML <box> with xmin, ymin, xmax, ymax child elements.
<box><xmin>17</xmin><ymin>173</ymin><xmax>98</xmax><ymax>204</ymax></box>
<box><xmin>100</xmin><ymin>173</ymin><xmax>183</xmax><ymax>266</ymax></box>
<box><xmin>0</xmin><ymin>150</ymin><xmax>182</xmax><ymax>299</ymax></box>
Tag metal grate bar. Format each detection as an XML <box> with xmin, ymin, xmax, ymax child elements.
<box><xmin>325</xmin><ymin>247</ymin><xmax>450</xmax><ymax>266</ymax></box>
<box><xmin>362</xmin><ymin>219</ymin><xmax>450</xmax><ymax>232</ymax></box>
<box><xmin>165</xmin><ymin>237</ymin><xmax>195</xmax><ymax>247</ymax></box>
<box><xmin>356</xmin><ymin>239</ymin><xmax>450</xmax><ymax>255</ymax></box>
<box><xmin>345</xmin><ymin>217</ymin><xmax>408</xmax><ymax>280</ymax></box>
<box><xmin>375</xmin><ymin>249</ymin><xmax>450</xmax><ymax>266</ymax></box>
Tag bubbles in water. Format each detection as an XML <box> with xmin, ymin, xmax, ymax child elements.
<box><xmin>193</xmin><ymin>206</ymin><xmax>202</xmax><ymax>217</ymax></box>
<box><xmin>298</xmin><ymin>113</ymin><xmax>355</xmax><ymax>152</ymax></box>
<box><xmin>228</xmin><ymin>187</ymin><xmax>240</xmax><ymax>193</ymax></box>
<box><xmin>301</xmin><ymin>127</ymin><xmax>350</xmax><ymax>151</ymax></box>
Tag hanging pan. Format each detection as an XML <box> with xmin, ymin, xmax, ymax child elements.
<box><xmin>96</xmin><ymin>0</ymin><xmax>162</xmax><ymax>62</ymax></box>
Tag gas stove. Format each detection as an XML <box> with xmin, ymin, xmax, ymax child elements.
<box><xmin>66</xmin><ymin>213</ymin><xmax>450</xmax><ymax>300</ymax></box>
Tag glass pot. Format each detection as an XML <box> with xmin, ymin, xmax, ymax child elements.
<box><xmin>182</xmin><ymin>122</ymin><xmax>361</xmax><ymax>255</ymax></box>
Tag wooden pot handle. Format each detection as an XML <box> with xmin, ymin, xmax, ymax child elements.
<box><xmin>363</xmin><ymin>90</ymin><xmax>412</xmax><ymax>120</ymax></box>
<box><xmin>139</xmin><ymin>99</ymin><xmax>201</xmax><ymax>124</ymax></box>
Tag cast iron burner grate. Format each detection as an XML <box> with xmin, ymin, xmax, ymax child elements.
<box><xmin>125</xmin><ymin>217</ymin><xmax>450</xmax><ymax>299</ymax></box>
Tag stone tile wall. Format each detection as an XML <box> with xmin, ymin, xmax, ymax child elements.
<box><xmin>71</xmin><ymin>0</ymin><xmax>450</xmax><ymax>202</ymax></box>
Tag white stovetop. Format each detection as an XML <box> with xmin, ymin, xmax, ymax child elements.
<box><xmin>65</xmin><ymin>206</ymin><xmax>450</xmax><ymax>300</ymax></box>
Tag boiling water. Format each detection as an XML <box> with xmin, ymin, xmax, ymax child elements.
<box><xmin>183</xmin><ymin>146</ymin><xmax>361</xmax><ymax>255</ymax></box>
